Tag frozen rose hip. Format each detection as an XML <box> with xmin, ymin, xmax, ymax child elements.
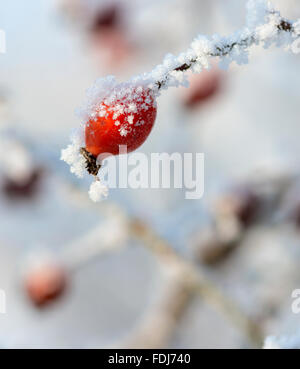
<box><xmin>85</xmin><ymin>87</ymin><xmax>157</xmax><ymax>157</ymax></box>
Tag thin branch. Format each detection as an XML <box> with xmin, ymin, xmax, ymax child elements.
<box><xmin>121</xmin><ymin>265</ymin><xmax>195</xmax><ymax>349</ymax></box>
<box><xmin>155</xmin><ymin>9</ymin><xmax>299</xmax><ymax>90</ymax></box>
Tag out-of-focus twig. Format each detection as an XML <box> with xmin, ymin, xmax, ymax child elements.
<box><xmin>130</xmin><ymin>219</ymin><xmax>264</xmax><ymax>348</ymax></box>
<box><xmin>193</xmin><ymin>170</ymin><xmax>295</xmax><ymax>265</ymax></box>
<box><xmin>61</xmin><ymin>214</ymin><xmax>128</xmax><ymax>271</ymax></box>
<box><xmin>60</xmin><ymin>178</ymin><xmax>264</xmax><ymax>347</ymax></box>
<box><xmin>121</xmin><ymin>264</ymin><xmax>195</xmax><ymax>349</ymax></box>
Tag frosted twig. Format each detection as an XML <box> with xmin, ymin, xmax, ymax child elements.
<box><xmin>151</xmin><ymin>0</ymin><xmax>300</xmax><ymax>91</ymax></box>
<box><xmin>60</xmin><ymin>216</ymin><xmax>128</xmax><ymax>271</ymax></box>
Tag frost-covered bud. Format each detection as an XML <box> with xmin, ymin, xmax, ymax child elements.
<box><xmin>2</xmin><ymin>168</ymin><xmax>43</xmax><ymax>201</ymax></box>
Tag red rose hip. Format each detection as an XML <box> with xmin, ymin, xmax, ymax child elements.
<box><xmin>85</xmin><ymin>87</ymin><xmax>157</xmax><ymax>158</ymax></box>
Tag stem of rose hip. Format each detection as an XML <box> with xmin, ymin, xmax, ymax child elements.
<box><xmin>80</xmin><ymin>147</ymin><xmax>101</xmax><ymax>176</ymax></box>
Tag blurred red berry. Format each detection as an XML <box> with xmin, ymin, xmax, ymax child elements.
<box><xmin>183</xmin><ymin>68</ymin><xmax>222</xmax><ymax>109</ymax></box>
<box><xmin>25</xmin><ymin>264</ymin><xmax>67</xmax><ymax>307</ymax></box>
<box><xmin>2</xmin><ymin>168</ymin><xmax>43</xmax><ymax>201</ymax></box>
<box><xmin>88</xmin><ymin>3</ymin><xmax>133</xmax><ymax>70</ymax></box>
<box><xmin>85</xmin><ymin>88</ymin><xmax>157</xmax><ymax>157</ymax></box>
<box><xmin>91</xmin><ymin>28</ymin><xmax>132</xmax><ymax>69</ymax></box>
<box><xmin>89</xmin><ymin>4</ymin><xmax>120</xmax><ymax>34</ymax></box>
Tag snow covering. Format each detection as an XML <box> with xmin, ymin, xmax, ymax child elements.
<box><xmin>88</xmin><ymin>179</ymin><xmax>108</xmax><ymax>202</ymax></box>
<box><xmin>60</xmin><ymin>130</ymin><xmax>86</xmax><ymax>178</ymax></box>
<box><xmin>79</xmin><ymin>76</ymin><xmax>156</xmax><ymax>141</ymax></box>
<box><xmin>77</xmin><ymin>76</ymin><xmax>156</xmax><ymax>125</ymax></box>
